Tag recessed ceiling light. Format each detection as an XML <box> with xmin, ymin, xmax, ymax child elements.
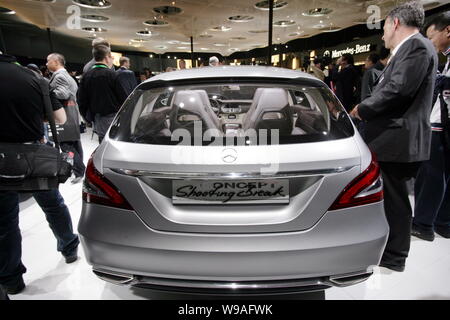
<box><xmin>143</xmin><ymin>20</ymin><xmax>169</xmax><ymax>27</ymax></box>
<box><xmin>0</xmin><ymin>7</ymin><xmax>15</xmax><ymax>15</ymax></box>
<box><xmin>200</xmin><ymin>48</ymin><xmax>210</xmax><ymax>51</ymax></box>
<box><xmin>137</xmin><ymin>30</ymin><xmax>157</xmax><ymax>36</ymax></box>
<box><xmin>72</xmin><ymin>0</ymin><xmax>112</xmax><ymax>9</ymax></box>
<box><xmin>156</xmin><ymin>45</ymin><xmax>168</xmax><ymax>49</ymax></box>
<box><xmin>288</xmin><ymin>31</ymin><xmax>305</xmax><ymax>36</ymax></box>
<box><xmin>302</xmin><ymin>8</ymin><xmax>333</xmax><ymax>17</ymax></box>
<box><xmin>153</xmin><ymin>6</ymin><xmax>183</xmax><ymax>15</ymax></box>
<box><xmin>82</xmin><ymin>27</ymin><xmax>107</xmax><ymax>33</ymax></box>
<box><xmin>180</xmin><ymin>41</ymin><xmax>198</xmax><ymax>45</ymax></box>
<box><xmin>312</xmin><ymin>23</ymin><xmax>326</xmax><ymax>29</ymax></box>
<box><xmin>80</xmin><ymin>14</ymin><xmax>110</xmax><ymax>22</ymax></box>
<box><xmin>228</xmin><ymin>15</ymin><xmax>254</xmax><ymax>22</ymax></box>
<box><xmin>251</xmin><ymin>44</ymin><xmax>263</xmax><ymax>48</ymax></box>
<box><xmin>229</xmin><ymin>48</ymin><xmax>239</xmax><ymax>52</ymax></box>
<box><xmin>254</xmin><ymin>0</ymin><xmax>288</xmax><ymax>11</ymax></box>
<box><xmin>167</xmin><ymin>40</ymin><xmax>180</xmax><ymax>44</ymax></box>
<box><xmin>214</xmin><ymin>43</ymin><xmax>227</xmax><ymax>47</ymax></box>
<box><xmin>177</xmin><ymin>46</ymin><xmax>188</xmax><ymax>49</ymax></box>
<box><xmin>210</xmin><ymin>26</ymin><xmax>232</xmax><ymax>32</ymax></box>
<box><xmin>248</xmin><ymin>30</ymin><xmax>268</xmax><ymax>34</ymax></box>
<box><xmin>230</xmin><ymin>37</ymin><xmax>246</xmax><ymax>40</ymax></box>
<box><xmin>274</xmin><ymin>20</ymin><xmax>296</xmax><ymax>27</ymax></box>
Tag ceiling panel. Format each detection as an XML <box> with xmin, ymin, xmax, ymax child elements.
<box><xmin>0</xmin><ymin>0</ymin><xmax>446</xmax><ymax>55</ymax></box>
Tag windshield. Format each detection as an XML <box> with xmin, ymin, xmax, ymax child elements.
<box><xmin>109</xmin><ymin>80</ymin><xmax>354</xmax><ymax>146</ymax></box>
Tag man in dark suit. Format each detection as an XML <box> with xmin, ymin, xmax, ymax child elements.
<box><xmin>334</xmin><ymin>53</ymin><xmax>360</xmax><ymax>112</ymax></box>
<box><xmin>361</xmin><ymin>53</ymin><xmax>383</xmax><ymax>101</ymax></box>
<box><xmin>116</xmin><ymin>56</ymin><xmax>137</xmax><ymax>97</ymax></box>
<box><xmin>351</xmin><ymin>1</ymin><xmax>438</xmax><ymax>272</ymax></box>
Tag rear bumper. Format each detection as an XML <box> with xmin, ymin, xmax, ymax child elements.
<box><xmin>91</xmin><ymin>268</ymin><xmax>372</xmax><ymax>294</ymax></box>
<box><xmin>78</xmin><ymin>201</ymin><xmax>388</xmax><ymax>291</ymax></box>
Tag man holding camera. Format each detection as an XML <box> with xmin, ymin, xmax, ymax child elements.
<box><xmin>0</xmin><ymin>52</ymin><xmax>79</xmax><ymax>296</ymax></box>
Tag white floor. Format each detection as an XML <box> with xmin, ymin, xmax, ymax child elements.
<box><xmin>9</xmin><ymin>129</ymin><xmax>450</xmax><ymax>300</ymax></box>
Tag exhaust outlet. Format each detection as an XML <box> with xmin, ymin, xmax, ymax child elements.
<box><xmin>93</xmin><ymin>269</ymin><xmax>134</xmax><ymax>285</ymax></box>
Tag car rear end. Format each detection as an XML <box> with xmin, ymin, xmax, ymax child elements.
<box><xmin>78</xmin><ymin>67</ymin><xmax>388</xmax><ymax>293</ymax></box>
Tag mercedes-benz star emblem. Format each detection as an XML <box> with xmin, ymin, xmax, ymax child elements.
<box><xmin>222</xmin><ymin>148</ymin><xmax>238</xmax><ymax>163</ymax></box>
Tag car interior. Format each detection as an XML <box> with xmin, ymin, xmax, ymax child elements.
<box><xmin>131</xmin><ymin>85</ymin><xmax>332</xmax><ymax>142</ymax></box>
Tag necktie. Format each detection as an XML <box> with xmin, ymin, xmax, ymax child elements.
<box><xmin>443</xmin><ymin>56</ymin><xmax>450</xmax><ymax>75</ymax></box>
<box><xmin>443</xmin><ymin>46</ymin><xmax>450</xmax><ymax>74</ymax></box>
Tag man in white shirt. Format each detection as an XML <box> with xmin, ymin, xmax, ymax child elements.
<box><xmin>116</xmin><ymin>56</ymin><xmax>137</xmax><ymax>96</ymax></box>
<box><xmin>413</xmin><ymin>11</ymin><xmax>450</xmax><ymax>241</ymax></box>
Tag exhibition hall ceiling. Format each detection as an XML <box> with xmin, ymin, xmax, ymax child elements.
<box><xmin>0</xmin><ymin>0</ymin><xmax>446</xmax><ymax>55</ymax></box>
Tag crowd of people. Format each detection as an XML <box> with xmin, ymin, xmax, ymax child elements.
<box><xmin>305</xmin><ymin>7</ymin><xmax>450</xmax><ymax>273</ymax></box>
<box><xmin>305</xmin><ymin>48</ymin><xmax>390</xmax><ymax>113</ymax></box>
<box><xmin>0</xmin><ymin>0</ymin><xmax>448</xmax><ymax>299</ymax></box>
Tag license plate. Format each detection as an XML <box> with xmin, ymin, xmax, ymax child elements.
<box><xmin>172</xmin><ymin>180</ymin><xmax>289</xmax><ymax>204</ymax></box>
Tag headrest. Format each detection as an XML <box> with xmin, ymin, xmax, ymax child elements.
<box><xmin>172</xmin><ymin>90</ymin><xmax>205</xmax><ymax>115</ymax></box>
<box><xmin>255</xmin><ymin>88</ymin><xmax>290</xmax><ymax>112</ymax></box>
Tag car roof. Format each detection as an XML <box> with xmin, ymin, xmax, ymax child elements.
<box><xmin>143</xmin><ymin>66</ymin><xmax>320</xmax><ymax>83</ymax></box>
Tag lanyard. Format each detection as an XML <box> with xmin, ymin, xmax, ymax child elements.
<box><xmin>92</xmin><ymin>64</ymin><xmax>108</xmax><ymax>69</ymax></box>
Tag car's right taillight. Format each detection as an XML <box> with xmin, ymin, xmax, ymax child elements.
<box><xmin>82</xmin><ymin>157</ymin><xmax>133</xmax><ymax>210</ymax></box>
<box><xmin>329</xmin><ymin>151</ymin><xmax>383</xmax><ymax>210</ymax></box>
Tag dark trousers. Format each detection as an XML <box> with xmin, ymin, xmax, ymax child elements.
<box><xmin>379</xmin><ymin>161</ymin><xmax>422</xmax><ymax>267</ymax></box>
<box><xmin>0</xmin><ymin>190</ymin><xmax>79</xmax><ymax>286</ymax></box>
<box><xmin>0</xmin><ymin>285</ymin><xmax>8</xmax><ymax>300</ymax></box>
<box><xmin>60</xmin><ymin>140</ymin><xmax>85</xmax><ymax>178</ymax></box>
<box><xmin>414</xmin><ymin>131</ymin><xmax>450</xmax><ymax>231</ymax></box>
<box><xmin>94</xmin><ymin>113</ymin><xmax>116</xmax><ymax>144</ymax></box>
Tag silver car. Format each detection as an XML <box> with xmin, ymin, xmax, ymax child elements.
<box><xmin>79</xmin><ymin>66</ymin><xmax>388</xmax><ymax>294</ymax></box>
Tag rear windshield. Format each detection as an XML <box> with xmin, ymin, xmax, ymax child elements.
<box><xmin>109</xmin><ymin>80</ymin><xmax>354</xmax><ymax>146</ymax></box>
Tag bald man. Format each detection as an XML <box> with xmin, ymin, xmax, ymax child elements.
<box><xmin>47</xmin><ymin>53</ymin><xmax>85</xmax><ymax>183</ymax></box>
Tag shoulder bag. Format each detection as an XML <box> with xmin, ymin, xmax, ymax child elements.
<box><xmin>0</xmin><ymin>77</ymin><xmax>73</xmax><ymax>191</ymax></box>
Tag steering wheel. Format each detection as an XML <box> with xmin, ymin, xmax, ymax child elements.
<box><xmin>208</xmin><ymin>94</ymin><xmax>225</xmax><ymax>115</ymax></box>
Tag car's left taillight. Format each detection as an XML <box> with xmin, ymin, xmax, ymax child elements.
<box><xmin>82</xmin><ymin>157</ymin><xmax>133</xmax><ymax>210</ymax></box>
<box><xmin>329</xmin><ymin>151</ymin><xmax>383</xmax><ymax>210</ymax></box>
